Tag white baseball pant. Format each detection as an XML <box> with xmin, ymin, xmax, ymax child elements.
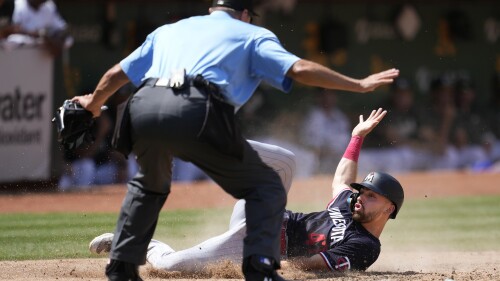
<box><xmin>146</xmin><ymin>140</ymin><xmax>296</xmax><ymax>272</ymax></box>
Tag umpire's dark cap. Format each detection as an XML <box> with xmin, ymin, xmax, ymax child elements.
<box><xmin>212</xmin><ymin>0</ymin><xmax>258</xmax><ymax>16</ymax></box>
<box><xmin>350</xmin><ymin>172</ymin><xmax>404</xmax><ymax>219</ymax></box>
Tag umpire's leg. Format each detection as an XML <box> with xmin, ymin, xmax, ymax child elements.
<box><xmin>109</xmin><ymin>139</ymin><xmax>172</xmax><ymax>265</ymax></box>
<box><xmin>174</xmin><ymin>140</ymin><xmax>287</xmax><ymax>265</ymax></box>
<box><xmin>228</xmin><ymin>140</ymin><xmax>296</xmax><ymax>230</ymax></box>
<box><xmin>107</xmin><ymin>82</ymin><xmax>206</xmax><ymax>271</ymax></box>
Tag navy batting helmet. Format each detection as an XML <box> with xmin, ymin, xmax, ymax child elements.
<box><xmin>212</xmin><ymin>0</ymin><xmax>258</xmax><ymax>16</ymax></box>
<box><xmin>350</xmin><ymin>172</ymin><xmax>404</xmax><ymax>219</ymax></box>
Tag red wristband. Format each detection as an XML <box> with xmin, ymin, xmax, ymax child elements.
<box><xmin>343</xmin><ymin>135</ymin><xmax>364</xmax><ymax>162</ymax></box>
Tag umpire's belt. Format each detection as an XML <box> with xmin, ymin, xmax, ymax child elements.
<box><xmin>142</xmin><ymin>75</ymin><xmax>226</xmax><ymax>102</ymax></box>
<box><xmin>142</xmin><ymin>75</ymin><xmax>244</xmax><ymax>161</ymax></box>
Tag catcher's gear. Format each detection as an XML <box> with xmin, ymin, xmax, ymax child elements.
<box><xmin>350</xmin><ymin>172</ymin><xmax>404</xmax><ymax>219</ymax></box>
<box><xmin>52</xmin><ymin>100</ymin><xmax>102</xmax><ymax>151</ymax></box>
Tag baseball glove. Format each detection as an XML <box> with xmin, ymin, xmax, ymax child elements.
<box><xmin>52</xmin><ymin>100</ymin><xmax>96</xmax><ymax>151</ymax></box>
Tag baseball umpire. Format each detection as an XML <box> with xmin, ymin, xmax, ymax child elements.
<box><xmin>74</xmin><ymin>0</ymin><xmax>399</xmax><ymax>280</ymax></box>
<box><xmin>90</xmin><ymin>108</ymin><xmax>405</xmax><ymax>274</ymax></box>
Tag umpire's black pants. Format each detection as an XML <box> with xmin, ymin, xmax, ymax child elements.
<box><xmin>109</xmin><ymin>83</ymin><xmax>287</xmax><ymax>266</ymax></box>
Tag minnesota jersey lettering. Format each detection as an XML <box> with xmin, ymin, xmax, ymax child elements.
<box><xmin>328</xmin><ymin>207</ymin><xmax>346</xmax><ymax>244</ymax></box>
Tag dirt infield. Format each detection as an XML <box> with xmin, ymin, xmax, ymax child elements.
<box><xmin>1</xmin><ymin>252</ymin><xmax>500</xmax><ymax>281</ymax></box>
<box><xmin>1</xmin><ymin>171</ymin><xmax>500</xmax><ymax>280</ymax></box>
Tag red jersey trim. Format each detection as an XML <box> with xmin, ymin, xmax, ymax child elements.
<box><xmin>319</xmin><ymin>252</ymin><xmax>335</xmax><ymax>271</ymax></box>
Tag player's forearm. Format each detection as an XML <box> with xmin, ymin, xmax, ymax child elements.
<box><xmin>332</xmin><ymin>133</ymin><xmax>364</xmax><ymax>191</ymax></box>
<box><xmin>332</xmin><ymin>156</ymin><xmax>359</xmax><ymax>190</ymax></box>
<box><xmin>287</xmin><ymin>59</ymin><xmax>363</xmax><ymax>92</ymax></box>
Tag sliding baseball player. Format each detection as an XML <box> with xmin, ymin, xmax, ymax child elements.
<box><xmin>90</xmin><ymin>108</ymin><xmax>404</xmax><ymax>274</ymax></box>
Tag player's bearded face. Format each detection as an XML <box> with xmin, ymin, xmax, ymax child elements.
<box><xmin>352</xmin><ymin>189</ymin><xmax>391</xmax><ymax>223</ymax></box>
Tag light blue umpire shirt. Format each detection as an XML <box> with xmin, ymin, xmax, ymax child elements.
<box><xmin>119</xmin><ymin>10</ymin><xmax>300</xmax><ymax>109</ymax></box>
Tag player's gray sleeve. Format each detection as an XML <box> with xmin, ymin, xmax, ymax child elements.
<box><xmin>146</xmin><ymin>140</ymin><xmax>296</xmax><ymax>272</ymax></box>
<box><xmin>229</xmin><ymin>140</ymin><xmax>296</xmax><ymax>229</ymax></box>
<box><xmin>146</xmin><ymin>220</ymin><xmax>247</xmax><ymax>272</ymax></box>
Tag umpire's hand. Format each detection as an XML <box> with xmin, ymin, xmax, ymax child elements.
<box><xmin>359</xmin><ymin>68</ymin><xmax>400</xmax><ymax>93</ymax></box>
<box><xmin>71</xmin><ymin>94</ymin><xmax>104</xmax><ymax>117</ymax></box>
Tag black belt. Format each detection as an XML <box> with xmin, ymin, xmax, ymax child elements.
<box><xmin>142</xmin><ymin>75</ymin><xmax>226</xmax><ymax>102</ymax></box>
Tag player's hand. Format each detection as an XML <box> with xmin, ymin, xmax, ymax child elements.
<box><xmin>352</xmin><ymin>108</ymin><xmax>387</xmax><ymax>137</ymax></box>
<box><xmin>359</xmin><ymin>68</ymin><xmax>399</xmax><ymax>93</ymax></box>
<box><xmin>71</xmin><ymin>94</ymin><xmax>103</xmax><ymax>117</ymax></box>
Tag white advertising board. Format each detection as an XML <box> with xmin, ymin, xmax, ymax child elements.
<box><xmin>0</xmin><ymin>47</ymin><xmax>53</xmax><ymax>182</ymax></box>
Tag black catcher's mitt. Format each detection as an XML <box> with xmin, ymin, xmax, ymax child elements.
<box><xmin>52</xmin><ymin>100</ymin><xmax>96</xmax><ymax>151</ymax></box>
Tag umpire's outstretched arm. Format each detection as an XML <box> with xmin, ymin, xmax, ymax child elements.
<box><xmin>287</xmin><ymin>59</ymin><xmax>399</xmax><ymax>93</ymax></box>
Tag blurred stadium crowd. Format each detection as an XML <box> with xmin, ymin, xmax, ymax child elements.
<box><xmin>1</xmin><ymin>0</ymin><xmax>499</xmax><ymax>191</ymax></box>
<box><xmin>270</xmin><ymin>76</ymin><xmax>500</xmax><ymax>177</ymax></box>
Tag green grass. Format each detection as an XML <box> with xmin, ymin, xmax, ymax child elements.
<box><xmin>0</xmin><ymin>208</ymin><xmax>232</xmax><ymax>261</ymax></box>
<box><xmin>381</xmin><ymin>195</ymin><xmax>500</xmax><ymax>251</ymax></box>
<box><xmin>1</xmin><ymin>195</ymin><xmax>499</xmax><ymax>260</ymax></box>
